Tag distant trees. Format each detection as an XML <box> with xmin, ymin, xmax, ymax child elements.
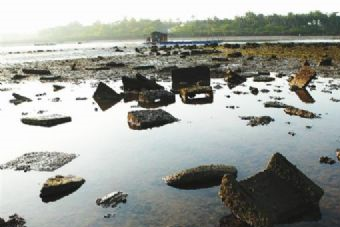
<box><xmin>37</xmin><ymin>11</ymin><xmax>340</xmax><ymax>42</ymax></box>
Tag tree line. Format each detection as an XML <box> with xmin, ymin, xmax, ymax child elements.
<box><xmin>37</xmin><ymin>11</ymin><xmax>340</xmax><ymax>42</ymax></box>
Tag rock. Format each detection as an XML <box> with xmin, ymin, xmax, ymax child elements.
<box><xmin>284</xmin><ymin>107</ymin><xmax>318</xmax><ymax>119</ymax></box>
<box><xmin>264</xmin><ymin>101</ymin><xmax>290</xmax><ymax>108</ymax></box>
<box><xmin>138</xmin><ymin>90</ymin><xmax>175</xmax><ymax>108</ymax></box>
<box><xmin>214</xmin><ymin>84</ymin><xmax>223</xmax><ymax>89</ymax></box>
<box><xmin>12</xmin><ymin>74</ymin><xmax>28</xmax><ymax>80</ymax></box>
<box><xmin>253</xmin><ymin>76</ymin><xmax>275</xmax><ymax>82</ymax></box>
<box><xmin>53</xmin><ymin>84</ymin><xmax>65</xmax><ymax>92</ymax></box>
<box><xmin>122</xmin><ymin>74</ymin><xmax>164</xmax><ymax>91</ymax></box>
<box><xmin>10</xmin><ymin>93</ymin><xmax>32</xmax><ymax>105</ymax></box>
<box><xmin>330</xmin><ymin>97</ymin><xmax>340</xmax><ymax>102</ymax></box>
<box><xmin>0</xmin><ymin>214</ymin><xmax>26</xmax><ymax>227</ymax></box>
<box><xmin>319</xmin><ymin>156</ymin><xmax>336</xmax><ymax>165</ymax></box>
<box><xmin>85</xmin><ymin>67</ymin><xmax>110</xmax><ymax>71</ymax></box>
<box><xmin>171</xmin><ymin>66</ymin><xmax>210</xmax><ymax>91</ymax></box>
<box><xmin>249</xmin><ymin>86</ymin><xmax>259</xmax><ymax>95</ymax></box>
<box><xmin>179</xmin><ymin>85</ymin><xmax>213</xmax><ymax>104</ymax></box>
<box><xmin>133</xmin><ymin>65</ymin><xmax>155</xmax><ymax>70</ymax></box>
<box><xmin>219</xmin><ymin>153</ymin><xmax>323</xmax><ymax>227</ymax></box>
<box><xmin>319</xmin><ymin>57</ymin><xmax>332</xmax><ymax>66</ymax></box>
<box><xmin>40</xmin><ymin>75</ymin><xmax>61</xmax><ymax>81</ymax></box>
<box><xmin>40</xmin><ymin>175</ymin><xmax>85</xmax><ymax>202</ymax></box>
<box><xmin>128</xmin><ymin>109</ymin><xmax>178</xmax><ymax>130</ymax></box>
<box><xmin>224</xmin><ymin>70</ymin><xmax>246</xmax><ymax>89</ymax></box>
<box><xmin>22</xmin><ymin>68</ymin><xmax>51</xmax><ymax>75</ymax></box>
<box><xmin>240</xmin><ymin>116</ymin><xmax>274</xmax><ymax>127</ymax></box>
<box><xmin>212</xmin><ymin>57</ymin><xmax>228</xmax><ymax>62</ymax></box>
<box><xmin>295</xmin><ymin>89</ymin><xmax>315</xmax><ymax>103</ymax></box>
<box><xmin>21</xmin><ymin>114</ymin><xmax>72</xmax><ymax>127</ymax></box>
<box><xmin>336</xmin><ymin>149</ymin><xmax>340</xmax><ymax>161</ymax></box>
<box><xmin>261</xmin><ymin>89</ymin><xmax>270</xmax><ymax>93</ymax></box>
<box><xmin>288</xmin><ymin>131</ymin><xmax>296</xmax><ymax>136</ymax></box>
<box><xmin>227</xmin><ymin>52</ymin><xmax>242</xmax><ymax>58</ymax></box>
<box><xmin>105</xmin><ymin>62</ymin><xmax>125</xmax><ymax>68</ymax></box>
<box><xmin>163</xmin><ymin>164</ymin><xmax>237</xmax><ymax>189</ymax></box>
<box><xmin>96</xmin><ymin>191</ymin><xmax>128</xmax><ymax>208</ymax></box>
<box><xmin>289</xmin><ymin>67</ymin><xmax>316</xmax><ymax>89</ymax></box>
<box><xmin>93</xmin><ymin>82</ymin><xmax>122</xmax><ymax>111</ymax></box>
<box><xmin>0</xmin><ymin>152</ymin><xmax>77</xmax><ymax>172</ymax></box>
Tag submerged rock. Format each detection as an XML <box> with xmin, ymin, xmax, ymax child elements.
<box><xmin>163</xmin><ymin>164</ymin><xmax>237</xmax><ymax>189</ymax></box>
<box><xmin>171</xmin><ymin>66</ymin><xmax>210</xmax><ymax>91</ymax></box>
<box><xmin>284</xmin><ymin>107</ymin><xmax>318</xmax><ymax>119</ymax></box>
<box><xmin>93</xmin><ymin>82</ymin><xmax>122</xmax><ymax>111</ymax></box>
<box><xmin>0</xmin><ymin>214</ymin><xmax>26</xmax><ymax>227</ymax></box>
<box><xmin>224</xmin><ymin>70</ymin><xmax>246</xmax><ymax>89</ymax></box>
<box><xmin>138</xmin><ymin>90</ymin><xmax>175</xmax><ymax>108</ymax></box>
<box><xmin>240</xmin><ymin>116</ymin><xmax>274</xmax><ymax>127</ymax></box>
<box><xmin>21</xmin><ymin>114</ymin><xmax>72</xmax><ymax>127</ymax></box>
<box><xmin>128</xmin><ymin>109</ymin><xmax>178</xmax><ymax>130</ymax></box>
<box><xmin>40</xmin><ymin>175</ymin><xmax>85</xmax><ymax>202</ymax></box>
<box><xmin>289</xmin><ymin>67</ymin><xmax>316</xmax><ymax>89</ymax></box>
<box><xmin>10</xmin><ymin>93</ymin><xmax>32</xmax><ymax>105</ymax></box>
<box><xmin>219</xmin><ymin>153</ymin><xmax>324</xmax><ymax>227</ymax></box>
<box><xmin>264</xmin><ymin>101</ymin><xmax>290</xmax><ymax>108</ymax></box>
<box><xmin>122</xmin><ymin>74</ymin><xmax>163</xmax><ymax>91</ymax></box>
<box><xmin>22</xmin><ymin>68</ymin><xmax>51</xmax><ymax>75</ymax></box>
<box><xmin>179</xmin><ymin>85</ymin><xmax>213</xmax><ymax>104</ymax></box>
<box><xmin>319</xmin><ymin>156</ymin><xmax>336</xmax><ymax>165</ymax></box>
<box><xmin>96</xmin><ymin>191</ymin><xmax>128</xmax><ymax>208</ymax></box>
<box><xmin>0</xmin><ymin>152</ymin><xmax>77</xmax><ymax>172</ymax></box>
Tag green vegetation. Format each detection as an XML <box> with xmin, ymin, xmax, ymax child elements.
<box><xmin>34</xmin><ymin>11</ymin><xmax>340</xmax><ymax>42</ymax></box>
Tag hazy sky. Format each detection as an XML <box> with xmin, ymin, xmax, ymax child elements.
<box><xmin>0</xmin><ymin>0</ymin><xmax>339</xmax><ymax>34</ymax></box>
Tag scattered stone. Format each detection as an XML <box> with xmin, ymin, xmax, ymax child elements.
<box><xmin>306</xmin><ymin>125</ymin><xmax>312</xmax><ymax>129</ymax></box>
<box><xmin>138</xmin><ymin>90</ymin><xmax>175</xmax><ymax>108</ymax></box>
<box><xmin>288</xmin><ymin>131</ymin><xmax>296</xmax><ymax>136</ymax></box>
<box><xmin>22</xmin><ymin>68</ymin><xmax>51</xmax><ymax>75</ymax></box>
<box><xmin>264</xmin><ymin>101</ymin><xmax>290</xmax><ymax>108</ymax></box>
<box><xmin>128</xmin><ymin>109</ymin><xmax>178</xmax><ymax>130</ymax></box>
<box><xmin>319</xmin><ymin>57</ymin><xmax>332</xmax><ymax>66</ymax></box>
<box><xmin>330</xmin><ymin>97</ymin><xmax>340</xmax><ymax>102</ymax></box>
<box><xmin>219</xmin><ymin>153</ymin><xmax>324</xmax><ymax>227</ymax></box>
<box><xmin>0</xmin><ymin>152</ymin><xmax>77</xmax><ymax>172</ymax></box>
<box><xmin>249</xmin><ymin>86</ymin><xmax>259</xmax><ymax>95</ymax></box>
<box><xmin>224</xmin><ymin>70</ymin><xmax>246</xmax><ymax>89</ymax></box>
<box><xmin>10</xmin><ymin>93</ymin><xmax>32</xmax><ymax>105</ymax></box>
<box><xmin>53</xmin><ymin>84</ymin><xmax>65</xmax><ymax>92</ymax></box>
<box><xmin>289</xmin><ymin>67</ymin><xmax>316</xmax><ymax>89</ymax></box>
<box><xmin>93</xmin><ymin>82</ymin><xmax>122</xmax><ymax>111</ymax></box>
<box><xmin>284</xmin><ymin>107</ymin><xmax>318</xmax><ymax>119</ymax></box>
<box><xmin>0</xmin><ymin>214</ymin><xmax>26</xmax><ymax>227</ymax></box>
<box><xmin>122</xmin><ymin>74</ymin><xmax>164</xmax><ymax>91</ymax></box>
<box><xmin>163</xmin><ymin>164</ymin><xmax>237</xmax><ymax>189</ymax></box>
<box><xmin>253</xmin><ymin>76</ymin><xmax>275</xmax><ymax>82</ymax></box>
<box><xmin>171</xmin><ymin>66</ymin><xmax>210</xmax><ymax>91</ymax></box>
<box><xmin>51</xmin><ymin>97</ymin><xmax>61</xmax><ymax>102</ymax></box>
<box><xmin>96</xmin><ymin>191</ymin><xmax>128</xmax><ymax>208</ymax></box>
<box><xmin>240</xmin><ymin>116</ymin><xmax>274</xmax><ymax>127</ymax></box>
<box><xmin>319</xmin><ymin>156</ymin><xmax>336</xmax><ymax>165</ymax></box>
<box><xmin>179</xmin><ymin>85</ymin><xmax>213</xmax><ymax>104</ymax></box>
<box><xmin>40</xmin><ymin>175</ymin><xmax>85</xmax><ymax>202</ymax></box>
<box><xmin>21</xmin><ymin>114</ymin><xmax>72</xmax><ymax>127</ymax></box>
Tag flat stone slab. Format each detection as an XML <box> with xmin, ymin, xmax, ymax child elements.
<box><xmin>138</xmin><ymin>89</ymin><xmax>175</xmax><ymax>108</ymax></box>
<box><xmin>40</xmin><ymin>175</ymin><xmax>85</xmax><ymax>202</ymax></box>
<box><xmin>163</xmin><ymin>164</ymin><xmax>237</xmax><ymax>189</ymax></box>
<box><xmin>171</xmin><ymin>66</ymin><xmax>210</xmax><ymax>91</ymax></box>
<box><xmin>22</xmin><ymin>68</ymin><xmax>51</xmax><ymax>75</ymax></box>
<box><xmin>93</xmin><ymin>82</ymin><xmax>122</xmax><ymax>111</ymax></box>
<box><xmin>284</xmin><ymin>107</ymin><xmax>318</xmax><ymax>119</ymax></box>
<box><xmin>96</xmin><ymin>191</ymin><xmax>128</xmax><ymax>208</ymax></box>
<box><xmin>122</xmin><ymin>74</ymin><xmax>163</xmax><ymax>91</ymax></box>
<box><xmin>0</xmin><ymin>152</ymin><xmax>77</xmax><ymax>172</ymax></box>
<box><xmin>253</xmin><ymin>76</ymin><xmax>275</xmax><ymax>82</ymax></box>
<box><xmin>219</xmin><ymin>153</ymin><xmax>323</xmax><ymax>227</ymax></box>
<box><xmin>10</xmin><ymin>93</ymin><xmax>32</xmax><ymax>105</ymax></box>
<box><xmin>289</xmin><ymin>67</ymin><xmax>316</xmax><ymax>89</ymax></box>
<box><xmin>240</xmin><ymin>116</ymin><xmax>274</xmax><ymax>127</ymax></box>
<box><xmin>21</xmin><ymin>114</ymin><xmax>72</xmax><ymax>127</ymax></box>
<box><xmin>128</xmin><ymin>109</ymin><xmax>178</xmax><ymax>130</ymax></box>
<box><xmin>179</xmin><ymin>85</ymin><xmax>213</xmax><ymax>104</ymax></box>
<box><xmin>264</xmin><ymin>101</ymin><xmax>290</xmax><ymax>108</ymax></box>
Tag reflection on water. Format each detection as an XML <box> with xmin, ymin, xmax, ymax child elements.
<box><xmin>0</xmin><ymin>76</ymin><xmax>340</xmax><ymax>227</ymax></box>
<box><xmin>295</xmin><ymin>89</ymin><xmax>315</xmax><ymax>104</ymax></box>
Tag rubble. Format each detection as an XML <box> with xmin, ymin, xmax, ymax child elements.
<box><xmin>96</xmin><ymin>191</ymin><xmax>128</xmax><ymax>208</ymax></box>
<box><xmin>0</xmin><ymin>152</ymin><xmax>77</xmax><ymax>172</ymax></box>
<box><xmin>21</xmin><ymin>114</ymin><xmax>72</xmax><ymax>127</ymax></box>
<box><xmin>93</xmin><ymin>82</ymin><xmax>122</xmax><ymax>111</ymax></box>
<box><xmin>163</xmin><ymin>164</ymin><xmax>237</xmax><ymax>189</ymax></box>
<box><xmin>289</xmin><ymin>67</ymin><xmax>316</xmax><ymax>89</ymax></box>
<box><xmin>128</xmin><ymin>109</ymin><xmax>178</xmax><ymax>130</ymax></box>
<box><xmin>40</xmin><ymin>175</ymin><xmax>85</xmax><ymax>202</ymax></box>
<box><xmin>179</xmin><ymin>85</ymin><xmax>213</xmax><ymax>104</ymax></box>
<box><xmin>138</xmin><ymin>90</ymin><xmax>175</xmax><ymax>108</ymax></box>
<box><xmin>224</xmin><ymin>70</ymin><xmax>246</xmax><ymax>89</ymax></box>
<box><xmin>122</xmin><ymin>73</ymin><xmax>163</xmax><ymax>91</ymax></box>
<box><xmin>284</xmin><ymin>107</ymin><xmax>318</xmax><ymax>119</ymax></box>
<box><xmin>240</xmin><ymin>116</ymin><xmax>274</xmax><ymax>127</ymax></box>
<box><xmin>171</xmin><ymin>66</ymin><xmax>210</xmax><ymax>91</ymax></box>
<box><xmin>219</xmin><ymin>153</ymin><xmax>324</xmax><ymax>227</ymax></box>
<box><xmin>10</xmin><ymin>93</ymin><xmax>32</xmax><ymax>105</ymax></box>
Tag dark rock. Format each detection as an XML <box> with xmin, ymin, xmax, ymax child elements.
<box><xmin>40</xmin><ymin>175</ymin><xmax>85</xmax><ymax>203</ymax></box>
<box><xmin>85</xmin><ymin>67</ymin><xmax>111</xmax><ymax>71</ymax></box>
<box><xmin>171</xmin><ymin>66</ymin><xmax>210</xmax><ymax>91</ymax></box>
<box><xmin>249</xmin><ymin>86</ymin><xmax>259</xmax><ymax>95</ymax></box>
<box><xmin>284</xmin><ymin>107</ymin><xmax>318</xmax><ymax>119</ymax></box>
<box><xmin>288</xmin><ymin>131</ymin><xmax>296</xmax><ymax>136</ymax></box>
<box><xmin>53</xmin><ymin>84</ymin><xmax>65</xmax><ymax>92</ymax></box>
<box><xmin>40</xmin><ymin>75</ymin><xmax>61</xmax><ymax>81</ymax></box>
<box><xmin>227</xmin><ymin>52</ymin><xmax>242</xmax><ymax>58</ymax></box>
<box><xmin>258</xmin><ymin>71</ymin><xmax>270</xmax><ymax>76</ymax></box>
<box><xmin>330</xmin><ymin>97</ymin><xmax>340</xmax><ymax>102</ymax></box>
<box><xmin>212</xmin><ymin>57</ymin><xmax>228</xmax><ymax>62</ymax></box>
<box><xmin>96</xmin><ymin>191</ymin><xmax>128</xmax><ymax>208</ymax></box>
<box><xmin>93</xmin><ymin>82</ymin><xmax>122</xmax><ymax>111</ymax></box>
<box><xmin>240</xmin><ymin>116</ymin><xmax>274</xmax><ymax>127</ymax></box>
<box><xmin>0</xmin><ymin>152</ymin><xmax>77</xmax><ymax>172</ymax></box>
<box><xmin>133</xmin><ymin>65</ymin><xmax>155</xmax><ymax>70</ymax></box>
<box><xmin>214</xmin><ymin>84</ymin><xmax>223</xmax><ymax>89</ymax></box>
<box><xmin>22</xmin><ymin>68</ymin><xmax>51</xmax><ymax>75</ymax></box>
<box><xmin>12</xmin><ymin>74</ymin><xmax>28</xmax><ymax>80</ymax></box>
<box><xmin>219</xmin><ymin>153</ymin><xmax>323</xmax><ymax>227</ymax></box>
<box><xmin>253</xmin><ymin>76</ymin><xmax>275</xmax><ymax>82</ymax></box>
<box><xmin>224</xmin><ymin>70</ymin><xmax>246</xmax><ymax>89</ymax></box>
<box><xmin>21</xmin><ymin>114</ymin><xmax>72</xmax><ymax>127</ymax></box>
<box><xmin>319</xmin><ymin>57</ymin><xmax>332</xmax><ymax>66</ymax></box>
<box><xmin>0</xmin><ymin>214</ymin><xmax>26</xmax><ymax>227</ymax></box>
<box><xmin>105</xmin><ymin>62</ymin><xmax>125</xmax><ymax>68</ymax></box>
<box><xmin>138</xmin><ymin>90</ymin><xmax>175</xmax><ymax>108</ymax></box>
<box><xmin>10</xmin><ymin>93</ymin><xmax>32</xmax><ymax>105</ymax></box>
<box><xmin>319</xmin><ymin>156</ymin><xmax>336</xmax><ymax>165</ymax></box>
<box><xmin>179</xmin><ymin>85</ymin><xmax>213</xmax><ymax>104</ymax></box>
<box><xmin>122</xmin><ymin>74</ymin><xmax>164</xmax><ymax>91</ymax></box>
<box><xmin>261</xmin><ymin>89</ymin><xmax>270</xmax><ymax>93</ymax></box>
<box><xmin>163</xmin><ymin>164</ymin><xmax>237</xmax><ymax>189</ymax></box>
<box><xmin>264</xmin><ymin>101</ymin><xmax>290</xmax><ymax>108</ymax></box>
<box><xmin>128</xmin><ymin>109</ymin><xmax>178</xmax><ymax>130</ymax></box>
<box><xmin>289</xmin><ymin>67</ymin><xmax>316</xmax><ymax>90</ymax></box>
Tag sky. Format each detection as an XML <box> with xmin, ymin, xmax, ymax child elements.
<box><xmin>0</xmin><ymin>0</ymin><xmax>339</xmax><ymax>34</ymax></box>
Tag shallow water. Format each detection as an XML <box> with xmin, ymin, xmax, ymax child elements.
<box><xmin>1</xmin><ymin>76</ymin><xmax>340</xmax><ymax>227</ymax></box>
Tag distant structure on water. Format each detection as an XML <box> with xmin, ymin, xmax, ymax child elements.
<box><xmin>146</xmin><ymin>31</ymin><xmax>168</xmax><ymax>44</ymax></box>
